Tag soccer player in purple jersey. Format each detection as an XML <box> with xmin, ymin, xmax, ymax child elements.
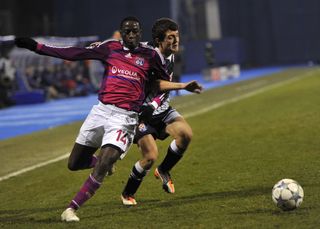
<box><xmin>120</xmin><ymin>18</ymin><xmax>197</xmax><ymax>205</ymax></box>
<box><xmin>15</xmin><ymin>16</ymin><xmax>202</xmax><ymax>222</ymax></box>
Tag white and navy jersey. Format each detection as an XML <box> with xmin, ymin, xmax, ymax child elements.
<box><xmin>143</xmin><ymin>47</ymin><xmax>175</xmax><ymax>115</ymax></box>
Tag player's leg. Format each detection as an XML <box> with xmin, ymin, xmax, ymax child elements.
<box><xmin>121</xmin><ymin>134</ymin><xmax>158</xmax><ymax>205</ymax></box>
<box><xmin>162</xmin><ymin>116</ymin><xmax>192</xmax><ymax>170</ymax></box>
<box><xmin>155</xmin><ymin>116</ymin><xmax>192</xmax><ymax>193</ymax></box>
<box><xmin>61</xmin><ymin>145</ymin><xmax>121</xmax><ymax>222</ymax></box>
<box><xmin>92</xmin><ymin>145</ymin><xmax>121</xmax><ymax>181</ymax></box>
<box><xmin>139</xmin><ymin>135</ymin><xmax>158</xmax><ymax>170</ymax></box>
<box><xmin>61</xmin><ymin>104</ymin><xmax>138</xmax><ymax>221</ymax></box>
<box><xmin>67</xmin><ymin>103</ymin><xmax>103</xmax><ymax>171</ymax></box>
<box><xmin>67</xmin><ymin>143</ymin><xmax>98</xmax><ymax>171</ymax></box>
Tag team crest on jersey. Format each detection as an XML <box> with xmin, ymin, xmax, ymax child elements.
<box><xmin>135</xmin><ymin>57</ymin><xmax>144</xmax><ymax>66</ymax></box>
<box><xmin>138</xmin><ymin>123</ymin><xmax>147</xmax><ymax>132</ymax></box>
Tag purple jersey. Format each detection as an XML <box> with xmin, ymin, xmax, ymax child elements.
<box><xmin>36</xmin><ymin>40</ymin><xmax>169</xmax><ymax>112</ymax></box>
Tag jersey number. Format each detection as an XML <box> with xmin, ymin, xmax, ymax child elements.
<box><xmin>116</xmin><ymin>130</ymin><xmax>127</xmax><ymax>145</ymax></box>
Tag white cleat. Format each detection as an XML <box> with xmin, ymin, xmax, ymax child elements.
<box><xmin>61</xmin><ymin>208</ymin><xmax>80</xmax><ymax>222</ymax></box>
<box><xmin>121</xmin><ymin>195</ymin><xmax>137</xmax><ymax>206</ymax></box>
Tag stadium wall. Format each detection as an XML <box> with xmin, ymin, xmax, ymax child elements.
<box><xmin>52</xmin><ymin>0</ymin><xmax>171</xmax><ymax>41</ymax></box>
<box><xmin>183</xmin><ymin>38</ymin><xmax>246</xmax><ymax>74</ymax></box>
<box><xmin>219</xmin><ymin>0</ymin><xmax>320</xmax><ymax>66</ymax></box>
<box><xmin>1</xmin><ymin>0</ymin><xmax>320</xmax><ymax>70</ymax></box>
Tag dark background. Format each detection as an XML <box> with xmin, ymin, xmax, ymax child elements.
<box><xmin>0</xmin><ymin>0</ymin><xmax>171</xmax><ymax>40</ymax></box>
<box><xmin>1</xmin><ymin>0</ymin><xmax>320</xmax><ymax>71</ymax></box>
<box><xmin>219</xmin><ymin>0</ymin><xmax>320</xmax><ymax>66</ymax></box>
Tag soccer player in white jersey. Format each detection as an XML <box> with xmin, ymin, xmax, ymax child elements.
<box><xmin>15</xmin><ymin>16</ymin><xmax>202</xmax><ymax>222</ymax></box>
<box><xmin>121</xmin><ymin>18</ymin><xmax>196</xmax><ymax>205</ymax></box>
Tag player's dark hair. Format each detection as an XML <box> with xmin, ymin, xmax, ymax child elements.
<box><xmin>152</xmin><ymin>18</ymin><xmax>178</xmax><ymax>44</ymax></box>
<box><xmin>120</xmin><ymin>16</ymin><xmax>141</xmax><ymax>29</ymax></box>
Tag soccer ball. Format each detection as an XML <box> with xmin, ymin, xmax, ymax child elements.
<box><xmin>272</xmin><ymin>178</ymin><xmax>304</xmax><ymax>211</ymax></box>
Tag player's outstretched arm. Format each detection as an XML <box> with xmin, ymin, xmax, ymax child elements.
<box><xmin>15</xmin><ymin>37</ymin><xmax>107</xmax><ymax>61</ymax></box>
<box><xmin>158</xmin><ymin>80</ymin><xmax>203</xmax><ymax>94</ymax></box>
<box><xmin>15</xmin><ymin>37</ymin><xmax>38</xmax><ymax>51</ymax></box>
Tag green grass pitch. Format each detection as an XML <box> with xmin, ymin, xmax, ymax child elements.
<box><xmin>0</xmin><ymin>67</ymin><xmax>319</xmax><ymax>228</ymax></box>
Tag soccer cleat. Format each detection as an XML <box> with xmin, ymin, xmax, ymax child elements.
<box><xmin>121</xmin><ymin>194</ymin><xmax>137</xmax><ymax>206</ymax></box>
<box><xmin>154</xmin><ymin>167</ymin><xmax>175</xmax><ymax>194</ymax></box>
<box><xmin>61</xmin><ymin>208</ymin><xmax>80</xmax><ymax>222</ymax></box>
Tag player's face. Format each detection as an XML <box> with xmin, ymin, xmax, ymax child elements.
<box><xmin>120</xmin><ymin>21</ymin><xmax>142</xmax><ymax>50</ymax></box>
<box><xmin>158</xmin><ymin>30</ymin><xmax>180</xmax><ymax>57</ymax></box>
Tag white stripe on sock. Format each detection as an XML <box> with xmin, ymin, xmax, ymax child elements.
<box><xmin>170</xmin><ymin>140</ymin><xmax>180</xmax><ymax>153</ymax></box>
<box><xmin>135</xmin><ymin>161</ymin><xmax>144</xmax><ymax>173</ymax></box>
<box><xmin>89</xmin><ymin>174</ymin><xmax>102</xmax><ymax>185</ymax></box>
<box><xmin>72</xmin><ymin>200</ymin><xmax>80</xmax><ymax>209</ymax></box>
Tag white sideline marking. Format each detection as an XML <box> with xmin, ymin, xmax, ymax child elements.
<box><xmin>0</xmin><ymin>153</ymin><xmax>70</xmax><ymax>182</ymax></box>
<box><xmin>0</xmin><ymin>70</ymin><xmax>315</xmax><ymax>182</ymax></box>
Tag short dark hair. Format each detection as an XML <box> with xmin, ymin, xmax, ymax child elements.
<box><xmin>152</xmin><ymin>18</ymin><xmax>178</xmax><ymax>43</ymax></box>
<box><xmin>120</xmin><ymin>16</ymin><xmax>141</xmax><ymax>29</ymax></box>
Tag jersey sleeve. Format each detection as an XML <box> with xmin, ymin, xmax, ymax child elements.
<box><xmin>151</xmin><ymin>50</ymin><xmax>171</xmax><ymax>81</ymax></box>
<box><xmin>35</xmin><ymin>41</ymin><xmax>110</xmax><ymax>61</ymax></box>
<box><xmin>147</xmin><ymin>50</ymin><xmax>172</xmax><ymax>109</ymax></box>
<box><xmin>149</xmin><ymin>92</ymin><xmax>169</xmax><ymax>109</ymax></box>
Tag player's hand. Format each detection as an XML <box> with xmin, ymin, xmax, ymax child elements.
<box><xmin>184</xmin><ymin>80</ymin><xmax>203</xmax><ymax>94</ymax></box>
<box><xmin>139</xmin><ymin>104</ymin><xmax>155</xmax><ymax>124</ymax></box>
<box><xmin>15</xmin><ymin>37</ymin><xmax>38</xmax><ymax>51</ymax></box>
<box><xmin>87</xmin><ymin>41</ymin><xmax>101</xmax><ymax>48</ymax></box>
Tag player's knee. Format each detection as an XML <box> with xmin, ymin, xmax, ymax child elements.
<box><xmin>94</xmin><ymin>158</ymin><xmax>115</xmax><ymax>180</ymax></box>
<box><xmin>97</xmin><ymin>160</ymin><xmax>112</xmax><ymax>174</ymax></box>
<box><xmin>67</xmin><ymin>159</ymin><xmax>80</xmax><ymax>171</ymax></box>
<box><xmin>145</xmin><ymin>156</ymin><xmax>157</xmax><ymax>169</ymax></box>
<box><xmin>95</xmin><ymin>146</ymin><xmax>121</xmax><ymax>177</ymax></box>
<box><xmin>179</xmin><ymin>129</ymin><xmax>193</xmax><ymax>147</ymax></box>
<box><xmin>140</xmin><ymin>151</ymin><xmax>158</xmax><ymax>170</ymax></box>
<box><xmin>100</xmin><ymin>154</ymin><xmax>117</xmax><ymax>170</ymax></box>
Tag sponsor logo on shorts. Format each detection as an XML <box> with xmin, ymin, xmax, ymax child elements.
<box><xmin>138</xmin><ymin>123</ymin><xmax>147</xmax><ymax>132</ymax></box>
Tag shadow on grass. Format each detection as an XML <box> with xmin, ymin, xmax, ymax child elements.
<box><xmin>79</xmin><ymin>185</ymin><xmax>272</xmax><ymax>220</ymax></box>
<box><xmin>3</xmin><ymin>185</ymin><xmax>314</xmax><ymax>224</ymax></box>
<box><xmin>0</xmin><ymin>206</ymin><xmax>64</xmax><ymax>225</ymax></box>
<box><xmin>144</xmin><ymin>185</ymin><xmax>270</xmax><ymax>206</ymax></box>
<box><xmin>231</xmin><ymin>205</ymin><xmax>317</xmax><ymax>216</ymax></box>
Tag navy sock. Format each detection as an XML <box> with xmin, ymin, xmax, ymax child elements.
<box><xmin>122</xmin><ymin>161</ymin><xmax>148</xmax><ymax>196</ymax></box>
<box><xmin>159</xmin><ymin>140</ymin><xmax>184</xmax><ymax>172</ymax></box>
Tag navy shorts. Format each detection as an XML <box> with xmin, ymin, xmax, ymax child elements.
<box><xmin>134</xmin><ymin>106</ymin><xmax>181</xmax><ymax>143</ymax></box>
